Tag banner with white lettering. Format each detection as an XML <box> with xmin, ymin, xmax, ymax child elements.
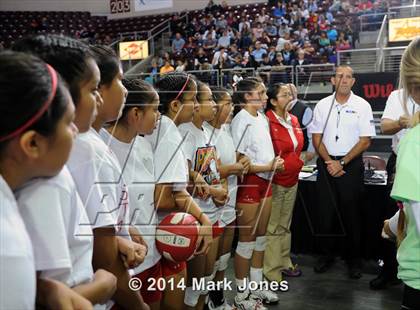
<box><xmin>134</xmin><ymin>0</ymin><xmax>173</xmax><ymax>12</ymax></box>
<box><xmin>353</xmin><ymin>72</ymin><xmax>399</xmax><ymax>111</ymax></box>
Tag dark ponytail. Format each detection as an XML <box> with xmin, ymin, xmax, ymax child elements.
<box><xmin>12</xmin><ymin>34</ymin><xmax>93</xmax><ymax>106</ymax></box>
<box><xmin>119</xmin><ymin>78</ymin><xmax>157</xmax><ymax>121</ymax></box>
<box><xmin>0</xmin><ymin>51</ymin><xmax>68</xmax><ymax>152</ymax></box>
<box><xmin>155</xmin><ymin>72</ymin><xmax>195</xmax><ymax>115</ymax></box>
<box><xmin>90</xmin><ymin>45</ymin><xmax>121</xmax><ymax>87</ymax></box>
<box><xmin>232</xmin><ymin>78</ymin><xmax>261</xmax><ymax>116</ymax></box>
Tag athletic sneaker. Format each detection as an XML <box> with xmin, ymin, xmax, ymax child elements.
<box><xmin>234</xmin><ymin>295</ymin><xmax>267</xmax><ymax>310</ymax></box>
<box><xmin>250</xmin><ymin>289</ymin><xmax>279</xmax><ymax>304</ymax></box>
<box><xmin>208</xmin><ymin>299</ymin><xmax>235</xmax><ymax>310</ymax></box>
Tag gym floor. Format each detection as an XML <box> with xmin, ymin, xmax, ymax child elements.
<box><xmin>223</xmin><ymin>254</ymin><xmax>402</xmax><ymax>310</ymax></box>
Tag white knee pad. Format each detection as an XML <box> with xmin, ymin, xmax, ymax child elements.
<box><xmin>218</xmin><ymin>253</ymin><xmax>231</xmax><ymax>271</ymax></box>
<box><xmin>254</xmin><ymin>236</ymin><xmax>267</xmax><ymax>252</ymax></box>
<box><xmin>235</xmin><ymin>241</ymin><xmax>255</xmax><ymax>259</ymax></box>
<box><xmin>184</xmin><ymin>286</ymin><xmax>201</xmax><ymax>307</ymax></box>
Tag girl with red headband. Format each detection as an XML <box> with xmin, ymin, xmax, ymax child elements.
<box><xmin>12</xmin><ymin>35</ymin><xmax>120</xmax><ymax>308</ymax></box>
<box><xmin>0</xmin><ymin>51</ymin><xmax>93</xmax><ymax>309</ymax></box>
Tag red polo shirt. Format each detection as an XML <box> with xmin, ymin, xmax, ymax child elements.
<box><xmin>266</xmin><ymin>109</ymin><xmax>304</xmax><ymax>187</ymax></box>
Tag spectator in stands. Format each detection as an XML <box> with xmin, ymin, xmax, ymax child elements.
<box><xmin>265</xmin><ymin>20</ymin><xmax>278</xmax><ymax>37</ymax></box>
<box><xmin>303</xmin><ymin>41</ymin><xmax>315</xmax><ymax>59</ymax></box>
<box><xmin>184</xmin><ymin>36</ymin><xmax>197</xmax><ymax>55</ymax></box>
<box><xmin>308</xmin><ymin>0</ymin><xmax>318</xmax><ymax>13</ymax></box>
<box><xmin>276</xmin><ymin>32</ymin><xmax>291</xmax><ymax>51</ymax></box>
<box><xmin>292</xmin><ymin>49</ymin><xmax>310</xmax><ymax>81</ymax></box>
<box><xmin>216</xmin><ymin>15</ymin><xmax>228</xmax><ymax>30</ymax></box>
<box><xmin>356</xmin><ymin>0</ymin><xmax>373</xmax><ymax>13</ymax></box>
<box><xmin>260</xmin><ymin>31</ymin><xmax>272</xmax><ymax>48</ymax></box>
<box><xmin>239</xmin><ymin>16</ymin><xmax>250</xmax><ymax>33</ymax></box>
<box><xmin>228</xmin><ymin>44</ymin><xmax>241</xmax><ymax>61</ymax></box>
<box><xmin>278</xmin><ymin>22</ymin><xmax>290</xmax><ymax>37</ymax></box>
<box><xmin>0</xmin><ymin>41</ymin><xmax>4</xmax><ymax>51</ymax></box>
<box><xmin>160</xmin><ymin>59</ymin><xmax>175</xmax><ymax>74</ymax></box>
<box><xmin>252</xmin><ymin>22</ymin><xmax>265</xmax><ymax>40</ymax></box>
<box><xmin>294</xmin><ymin>24</ymin><xmax>309</xmax><ymax>41</ymax></box>
<box><xmin>251</xmin><ymin>41</ymin><xmax>267</xmax><ymax>64</ymax></box>
<box><xmin>318</xmin><ymin>31</ymin><xmax>332</xmax><ymax>56</ymax></box>
<box><xmin>273</xmin><ymin>1</ymin><xmax>286</xmax><ymax>19</ymax></box>
<box><xmin>203</xmin><ymin>33</ymin><xmax>217</xmax><ymax>52</ymax></box>
<box><xmin>268</xmin><ymin>45</ymin><xmax>277</xmax><ymax>62</ymax></box>
<box><xmin>203</xmin><ymin>25</ymin><xmax>217</xmax><ymax>40</ymax></box>
<box><xmin>218</xmin><ymin>29</ymin><xmax>231</xmax><ymax>48</ymax></box>
<box><xmin>309</xmin><ymin>22</ymin><xmax>322</xmax><ymax>41</ymax></box>
<box><xmin>336</xmin><ymin>34</ymin><xmax>351</xmax><ymax>52</ymax></box>
<box><xmin>212</xmin><ymin>47</ymin><xmax>228</xmax><ymax>68</ymax></box>
<box><xmin>172</xmin><ymin>32</ymin><xmax>185</xmax><ymax>54</ymax></box>
<box><xmin>194</xmin><ymin>47</ymin><xmax>208</xmax><ymax>69</ymax></box>
<box><xmin>175</xmin><ymin>59</ymin><xmax>187</xmax><ymax>72</ymax></box>
<box><xmin>281</xmin><ymin>41</ymin><xmax>295</xmax><ymax>65</ymax></box>
<box><xmin>327</xmin><ymin>24</ymin><xmax>338</xmax><ymax>43</ymax></box>
<box><xmin>258</xmin><ymin>7</ymin><xmax>270</xmax><ymax>24</ymax></box>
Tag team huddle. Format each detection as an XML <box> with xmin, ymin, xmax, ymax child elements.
<box><xmin>0</xmin><ymin>34</ymin><xmax>311</xmax><ymax>310</ymax></box>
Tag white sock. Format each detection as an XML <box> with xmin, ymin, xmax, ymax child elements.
<box><xmin>250</xmin><ymin>267</ymin><xmax>263</xmax><ymax>283</ymax></box>
<box><xmin>235</xmin><ymin>278</ymin><xmax>249</xmax><ymax>299</ymax></box>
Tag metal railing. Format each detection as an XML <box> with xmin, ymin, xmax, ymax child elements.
<box><xmin>256</xmin><ymin>65</ymin><xmax>294</xmax><ymax>85</ymax></box>
<box><xmin>220</xmin><ymin>68</ymin><xmax>256</xmax><ymax>87</ymax></box>
<box><xmin>337</xmin><ymin>48</ymin><xmax>380</xmax><ymax>72</ymax></box>
<box><xmin>359</xmin><ymin>12</ymin><xmax>396</xmax><ymax>32</ymax></box>
<box><xmin>382</xmin><ymin>46</ymin><xmax>406</xmax><ymax>72</ymax></box>
<box><xmin>375</xmin><ymin>14</ymin><xmax>388</xmax><ymax>72</ymax></box>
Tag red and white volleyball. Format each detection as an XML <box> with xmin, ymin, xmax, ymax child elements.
<box><xmin>155</xmin><ymin>212</ymin><xmax>200</xmax><ymax>262</ymax></box>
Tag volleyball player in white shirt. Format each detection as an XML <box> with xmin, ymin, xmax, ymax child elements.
<box><xmin>146</xmin><ymin>73</ymin><xmax>213</xmax><ymax>310</ymax></box>
<box><xmin>12</xmin><ymin>35</ymin><xmax>117</xmax><ymax>308</ymax></box>
<box><xmin>0</xmin><ymin>51</ymin><xmax>92</xmax><ymax>310</ymax></box>
<box><xmin>67</xmin><ymin>45</ymin><xmax>149</xmax><ymax>310</ymax></box>
<box><xmin>104</xmin><ymin>79</ymin><xmax>164</xmax><ymax>309</ymax></box>
<box><xmin>231</xmin><ymin>78</ymin><xmax>283</xmax><ymax>309</ymax></box>
<box><xmin>178</xmin><ymin>81</ymin><xmax>229</xmax><ymax>309</ymax></box>
<box><xmin>205</xmin><ymin>87</ymin><xmax>251</xmax><ymax>310</ymax></box>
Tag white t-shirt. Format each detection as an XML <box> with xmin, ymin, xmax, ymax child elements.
<box><xmin>204</xmin><ymin>122</ymin><xmax>237</xmax><ymax>226</ymax></box>
<box><xmin>309</xmin><ymin>91</ymin><xmax>376</xmax><ymax>156</ymax></box>
<box><xmin>178</xmin><ymin>122</ymin><xmax>221</xmax><ymax>225</ymax></box>
<box><xmin>15</xmin><ymin>166</ymin><xmax>94</xmax><ymax>288</ymax></box>
<box><xmin>145</xmin><ymin>115</ymin><xmax>189</xmax><ymax>188</ymax></box>
<box><xmin>67</xmin><ymin>128</ymin><xmax>130</xmax><ymax>237</ymax></box>
<box><xmin>381</xmin><ymin>89</ymin><xmax>420</xmax><ymax>154</ymax></box>
<box><xmin>0</xmin><ymin>175</ymin><xmax>36</xmax><ymax>310</ymax></box>
<box><xmin>231</xmin><ymin>109</ymin><xmax>275</xmax><ymax>180</ymax></box>
<box><xmin>106</xmin><ymin>133</ymin><xmax>161</xmax><ymax>274</ymax></box>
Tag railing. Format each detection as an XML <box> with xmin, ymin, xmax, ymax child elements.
<box><xmin>124</xmin><ymin>69</ymin><xmax>220</xmax><ymax>86</ymax></box>
<box><xmin>256</xmin><ymin>65</ymin><xmax>294</xmax><ymax>85</ymax></box>
<box><xmin>337</xmin><ymin>48</ymin><xmax>379</xmax><ymax>72</ymax></box>
<box><xmin>382</xmin><ymin>46</ymin><xmax>406</xmax><ymax>72</ymax></box>
<box><xmin>388</xmin><ymin>3</ymin><xmax>420</xmax><ymax>17</ymax></box>
<box><xmin>359</xmin><ymin>12</ymin><xmax>395</xmax><ymax>32</ymax></box>
<box><xmin>375</xmin><ymin>14</ymin><xmax>388</xmax><ymax>72</ymax></box>
<box><xmin>220</xmin><ymin>68</ymin><xmax>256</xmax><ymax>87</ymax></box>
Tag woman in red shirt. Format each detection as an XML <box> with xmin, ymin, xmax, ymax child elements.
<box><xmin>264</xmin><ymin>83</ymin><xmax>305</xmax><ymax>281</ymax></box>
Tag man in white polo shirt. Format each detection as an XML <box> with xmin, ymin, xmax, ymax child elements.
<box><xmin>369</xmin><ymin>89</ymin><xmax>420</xmax><ymax>289</ymax></box>
<box><xmin>309</xmin><ymin>65</ymin><xmax>376</xmax><ymax>279</ymax></box>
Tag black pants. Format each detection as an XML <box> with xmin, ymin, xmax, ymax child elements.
<box><xmin>380</xmin><ymin>152</ymin><xmax>398</xmax><ymax>277</ymax></box>
<box><xmin>401</xmin><ymin>285</ymin><xmax>420</xmax><ymax>310</ymax></box>
<box><xmin>315</xmin><ymin>156</ymin><xmax>364</xmax><ymax>263</ymax></box>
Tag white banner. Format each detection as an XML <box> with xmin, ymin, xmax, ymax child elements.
<box><xmin>134</xmin><ymin>0</ymin><xmax>173</xmax><ymax>12</ymax></box>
